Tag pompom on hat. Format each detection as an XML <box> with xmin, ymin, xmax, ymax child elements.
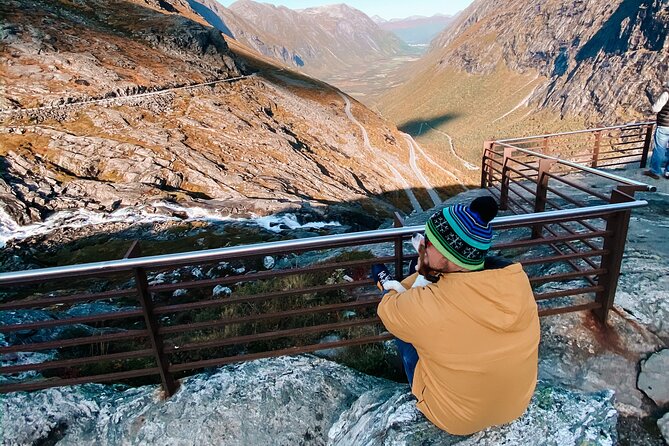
<box><xmin>425</xmin><ymin>196</ymin><xmax>499</xmax><ymax>271</ymax></box>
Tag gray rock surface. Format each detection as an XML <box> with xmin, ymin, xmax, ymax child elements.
<box><xmin>638</xmin><ymin>349</ymin><xmax>669</xmax><ymax>407</ymax></box>
<box><xmin>538</xmin><ymin>309</ymin><xmax>663</xmax><ymax>416</ymax></box>
<box><xmin>0</xmin><ymin>356</ymin><xmax>617</xmax><ymax>446</ymax></box>
<box><xmin>328</xmin><ymin>383</ymin><xmax>616</xmax><ymax>446</ymax></box>
<box><xmin>658</xmin><ymin>412</ymin><xmax>669</xmax><ymax>444</ymax></box>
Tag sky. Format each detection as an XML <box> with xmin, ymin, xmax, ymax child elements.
<box><xmin>215</xmin><ymin>0</ymin><xmax>474</xmax><ymax>20</ymax></box>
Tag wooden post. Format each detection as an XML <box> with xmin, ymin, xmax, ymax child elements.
<box><xmin>481</xmin><ymin>141</ymin><xmax>495</xmax><ymax>188</ymax></box>
<box><xmin>640</xmin><ymin>125</ymin><xmax>654</xmax><ymax>168</ymax></box>
<box><xmin>393</xmin><ymin>212</ymin><xmax>405</xmax><ymax>280</ymax></box>
<box><xmin>500</xmin><ymin>147</ymin><xmax>514</xmax><ymax>210</ymax></box>
<box><xmin>532</xmin><ymin>159</ymin><xmax>557</xmax><ymax>238</ymax></box>
<box><xmin>593</xmin><ymin>189</ymin><xmax>633</xmax><ymax>325</ymax></box>
<box><xmin>591</xmin><ymin>131</ymin><xmax>602</xmax><ymax>168</ymax></box>
<box><xmin>126</xmin><ymin>241</ymin><xmax>178</xmax><ymax>397</ymax></box>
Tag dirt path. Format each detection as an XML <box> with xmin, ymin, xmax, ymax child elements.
<box><xmin>0</xmin><ymin>74</ymin><xmax>254</xmax><ymax>116</ymax></box>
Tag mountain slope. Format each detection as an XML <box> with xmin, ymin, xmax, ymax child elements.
<box><xmin>0</xmin><ymin>0</ymin><xmax>448</xmax><ymax>228</ymax></box>
<box><xmin>188</xmin><ymin>0</ymin><xmax>408</xmax><ymax>80</ymax></box>
<box><xmin>430</xmin><ymin>0</ymin><xmax>668</xmax><ymax>118</ymax></box>
<box><xmin>376</xmin><ymin>0</ymin><xmax>669</xmax><ymax>183</ymax></box>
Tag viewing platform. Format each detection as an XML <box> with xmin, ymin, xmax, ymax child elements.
<box><xmin>0</xmin><ymin>122</ymin><xmax>659</xmax><ymax>396</ymax></box>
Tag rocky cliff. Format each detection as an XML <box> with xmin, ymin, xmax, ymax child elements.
<box><xmin>0</xmin><ymin>0</ymin><xmax>444</xmax><ymax>230</ymax></box>
<box><xmin>375</xmin><ymin>0</ymin><xmax>668</xmax><ymax>184</ymax></box>
<box><xmin>430</xmin><ymin>0</ymin><xmax>669</xmax><ymax>120</ymax></box>
<box><xmin>0</xmin><ymin>355</ymin><xmax>619</xmax><ymax>445</ymax></box>
<box><xmin>1</xmin><ymin>168</ymin><xmax>668</xmax><ymax>444</ymax></box>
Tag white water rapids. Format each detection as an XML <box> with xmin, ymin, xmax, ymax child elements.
<box><xmin>0</xmin><ymin>202</ymin><xmax>342</xmax><ymax>249</ymax></box>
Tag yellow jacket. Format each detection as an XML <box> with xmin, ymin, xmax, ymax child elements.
<box><xmin>377</xmin><ymin>263</ymin><xmax>540</xmax><ymax>435</ymax></box>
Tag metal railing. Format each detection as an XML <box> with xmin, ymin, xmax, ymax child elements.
<box><xmin>0</xmin><ymin>122</ymin><xmax>655</xmax><ymax>396</ymax></box>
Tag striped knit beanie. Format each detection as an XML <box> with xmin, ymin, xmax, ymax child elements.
<box><xmin>425</xmin><ymin>196</ymin><xmax>498</xmax><ymax>271</ymax></box>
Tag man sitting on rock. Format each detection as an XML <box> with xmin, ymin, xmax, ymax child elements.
<box><xmin>372</xmin><ymin>196</ymin><xmax>540</xmax><ymax>435</ymax></box>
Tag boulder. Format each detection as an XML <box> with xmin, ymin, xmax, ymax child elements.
<box><xmin>637</xmin><ymin>349</ymin><xmax>669</xmax><ymax>407</ymax></box>
<box><xmin>0</xmin><ymin>355</ymin><xmax>617</xmax><ymax>446</ymax></box>
<box><xmin>658</xmin><ymin>412</ymin><xmax>669</xmax><ymax>444</ymax></box>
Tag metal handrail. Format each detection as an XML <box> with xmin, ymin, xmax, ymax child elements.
<box><xmin>0</xmin><ymin>201</ymin><xmax>648</xmax><ymax>284</ymax></box>
<box><xmin>0</xmin><ymin>121</ymin><xmax>655</xmax><ymax>396</ymax></box>
<box><xmin>493</xmin><ymin>142</ymin><xmax>657</xmax><ymax>192</ymax></box>
<box><xmin>496</xmin><ymin>121</ymin><xmax>655</xmax><ymax>143</ymax></box>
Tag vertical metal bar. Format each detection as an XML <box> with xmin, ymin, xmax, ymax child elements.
<box><xmin>593</xmin><ymin>189</ymin><xmax>633</xmax><ymax>325</ymax></box>
<box><xmin>481</xmin><ymin>141</ymin><xmax>494</xmax><ymax>188</ymax></box>
<box><xmin>134</xmin><ymin>267</ymin><xmax>178</xmax><ymax>396</ymax></box>
<box><xmin>126</xmin><ymin>243</ymin><xmax>178</xmax><ymax>396</ymax></box>
<box><xmin>500</xmin><ymin>147</ymin><xmax>514</xmax><ymax>210</ymax></box>
<box><xmin>591</xmin><ymin>131</ymin><xmax>602</xmax><ymax>168</ymax></box>
<box><xmin>481</xmin><ymin>154</ymin><xmax>488</xmax><ymax>189</ymax></box>
<box><xmin>542</xmin><ymin>136</ymin><xmax>549</xmax><ymax>153</ymax></box>
<box><xmin>393</xmin><ymin>213</ymin><xmax>405</xmax><ymax>280</ymax></box>
<box><xmin>640</xmin><ymin>124</ymin><xmax>654</xmax><ymax>168</ymax></box>
<box><xmin>532</xmin><ymin>159</ymin><xmax>557</xmax><ymax>238</ymax></box>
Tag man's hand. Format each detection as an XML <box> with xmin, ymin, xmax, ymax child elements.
<box><xmin>371</xmin><ymin>264</ymin><xmax>394</xmax><ymax>291</ymax></box>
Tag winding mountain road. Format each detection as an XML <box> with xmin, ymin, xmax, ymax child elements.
<box><xmin>419</xmin><ymin>122</ymin><xmax>478</xmax><ymax>171</ymax></box>
<box><xmin>403</xmin><ymin>131</ymin><xmax>469</xmax><ymax>193</ymax></box>
<box><xmin>403</xmin><ymin>134</ymin><xmax>442</xmax><ymax>207</ymax></box>
<box><xmin>339</xmin><ymin>92</ymin><xmax>423</xmax><ymax>213</ymax></box>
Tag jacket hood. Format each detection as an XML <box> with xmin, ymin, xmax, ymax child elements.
<box><xmin>442</xmin><ymin>263</ymin><xmax>535</xmax><ymax>332</ymax></box>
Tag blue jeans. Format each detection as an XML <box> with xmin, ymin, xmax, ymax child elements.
<box><xmin>395</xmin><ymin>338</ymin><xmax>419</xmax><ymax>386</ymax></box>
<box><xmin>649</xmin><ymin>126</ymin><xmax>669</xmax><ymax>175</ymax></box>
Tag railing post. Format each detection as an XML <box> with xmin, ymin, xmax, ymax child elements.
<box><xmin>126</xmin><ymin>242</ymin><xmax>178</xmax><ymax>397</ymax></box>
<box><xmin>481</xmin><ymin>141</ymin><xmax>495</xmax><ymax>188</ymax></box>
<box><xmin>500</xmin><ymin>147</ymin><xmax>513</xmax><ymax>210</ymax></box>
<box><xmin>593</xmin><ymin>189</ymin><xmax>633</xmax><ymax>325</ymax></box>
<box><xmin>640</xmin><ymin>124</ymin><xmax>654</xmax><ymax>168</ymax></box>
<box><xmin>542</xmin><ymin>136</ymin><xmax>549</xmax><ymax>153</ymax></box>
<box><xmin>393</xmin><ymin>213</ymin><xmax>405</xmax><ymax>280</ymax></box>
<box><xmin>591</xmin><ymin>130</ymin><xmax>602</xmax><ymax>168</ymax></box>
<box><xmin>532</xmin><ymin>159</ymin><xmax>557</xmax><ymax>238</ymax></box>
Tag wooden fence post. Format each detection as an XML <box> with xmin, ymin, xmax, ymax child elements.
<box><xmin>481</xmin><ymin>141</ymin><xmax>495</xmax><ymax>188</ymax></box>
<box><xmin>500</xmin><ymin>147</ymin><xmax>514</xmax><ymax>210</ymax></box>
<box><xmin>126</xmin><ymin>241</ymin><xmax>178</xmax><ymax>397</ymax></box>
<box><xmin>640</xmin><ymin>125</ymin><xmax>654</xmax><ymax>168</ymax></box>
<box><xmin>593</xmin><ymin>189</ymin><xmax>633</xmax><ymax>325</ymax></box>
<box><xmin>591</xmin><ymin>130</ymin><xmax>602</xmax><ymax>168</ymax></box>
<box><xmin>532</xmin><ymin>159</ymin><xmax>557</xmax><ymax>238</ymax></box>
